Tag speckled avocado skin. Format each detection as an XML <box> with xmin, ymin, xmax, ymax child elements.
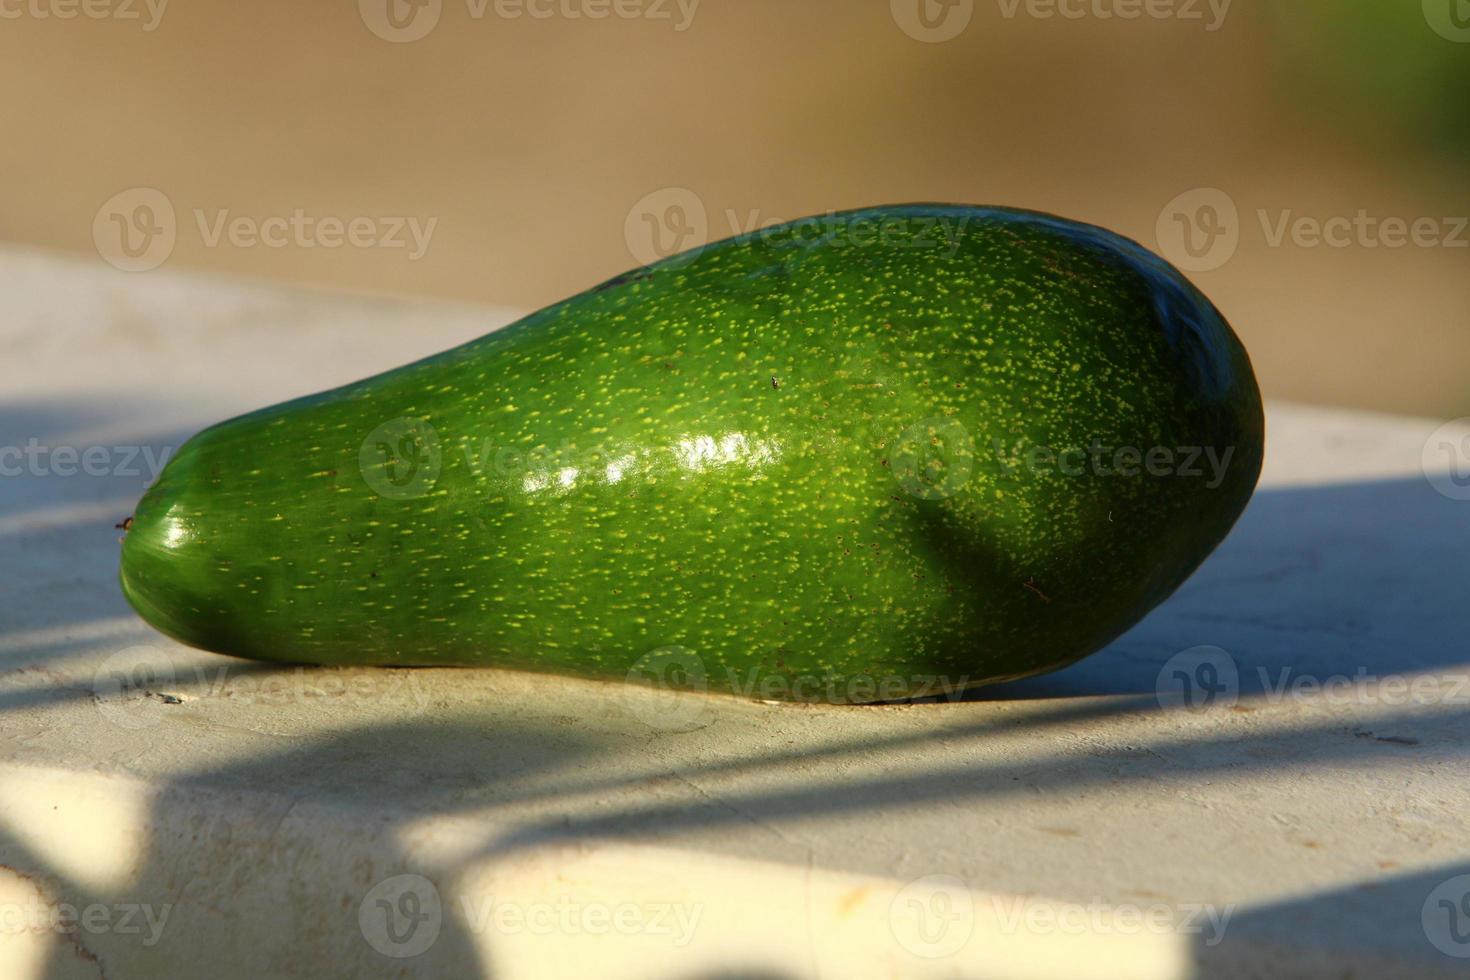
<box><xmin>119</xmin><ymin>205</ymin><xmax>1263</xmax><ymax>703</ymax></box>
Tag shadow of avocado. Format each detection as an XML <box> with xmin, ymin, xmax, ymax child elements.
<box><xmin>0</xmin><ymin>398</ymin><xmax>199</xmax><ymax>716</ymax></box>
<box><xmin>1193</xmin><ymin>860</ymin><xmax>1470</xmax><ymax>979</ymax></box>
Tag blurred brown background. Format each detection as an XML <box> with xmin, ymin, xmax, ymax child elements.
<box><xmin>2</xmin><ymin>0</ymin><xmax>1465</xmax><ymax>416</ymax></box>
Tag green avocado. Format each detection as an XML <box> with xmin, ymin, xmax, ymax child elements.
<box><xmin>119</xmin><ymin>205</ymin><xmax>1263</xmax><ymax>703</ymax></box>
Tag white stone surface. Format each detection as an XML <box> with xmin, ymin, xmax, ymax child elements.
<box><xmin>2</xmin><ymin>246</ymin><xmax>1468</xmax><ymax>979</ymax></box>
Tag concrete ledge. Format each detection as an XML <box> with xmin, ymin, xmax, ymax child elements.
<box><xmin>4</xmin><ymin>247</ymin><xmax>1469</xmax><ymax>978</ymax></box>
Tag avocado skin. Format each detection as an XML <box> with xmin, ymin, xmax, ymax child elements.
<box><xmin>119</xmin><ymin>205</ymin><xmax>1263</xmax><ymax>703</ymax></box>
